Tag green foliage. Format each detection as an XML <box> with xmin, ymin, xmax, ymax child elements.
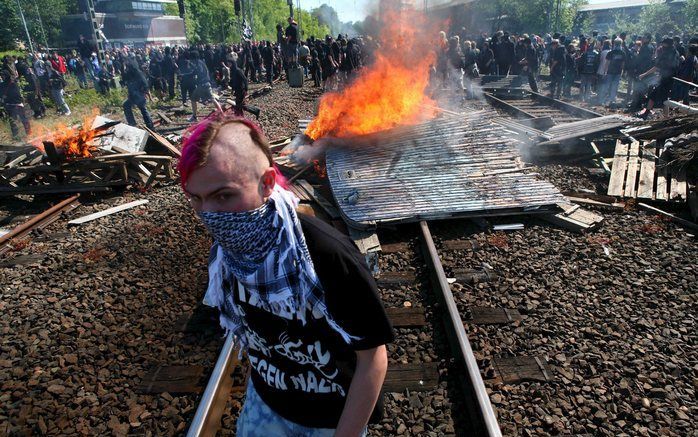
<box><xmin>637</xmin><ymin>0</ymin><xmax>678</xmax><ymax>36</ymax></box>
<box><xmin>1</xmin><ymin>0</ymin><xmax>25</xmax><ymax>51</ymax></box>
<box><xmin>472</xmin><ymin>0</ymin><xmax>588</xmax><ymax>35</ymax></box>
<box><xmin>682</xmin><ymin>0</ymin><xmax>698</xmax><ymax>33</ymax></box>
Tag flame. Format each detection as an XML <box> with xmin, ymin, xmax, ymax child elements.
<box><xmin>305</xmin><ymin>5</ymin><xmax>439</xmax><ymax>140</ymax></box>
<box><xmin>30</xmin><ymin>109</ymin><xmax>101</xmax><ymax>159</ymax></box>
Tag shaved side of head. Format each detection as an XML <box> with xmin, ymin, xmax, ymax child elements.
<box><xmin>208</xmin><ymin>123</ymin><xmax>272</xmax><ymax>183</ymax></box>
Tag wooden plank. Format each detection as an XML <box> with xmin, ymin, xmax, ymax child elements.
<box><xmin>566</xmin><ymin>196</ymin><xmax>624</xmax><ymax>210</ymax></box>
<box><xmin>623</xmin><ymin>141</ymin><xmax>640</xmax><ymax>198</ymax></box>
<box><xmin>385</xmin><ymin>307</ymin><xmax>427</xmax><ymax>328</ymax></box>
<box><xmin>383</xmin><ymin>362</ymin><xmax>440</xmax><ymax>392</ymax></box>
<box><xmin>377</xmin><ymin>271</ymin><xmax>416</xmax><ymax>286</ymax></box>
<box><xmin>542</xmin><ymin>203</ymin><xmax>603</xmax><ymax>232</ymax></box>
<box><xmin>381</xmin><ymin>242</ymin><xmax>411</xmax><ymax>254</ymax></box>
<box><xmin>468</xmin><ymin>307</ymin><xmax>522</xmax><ymax>325</ymax></box>
<box><xmin>669</xmin><ymin>167</ymin><xmax>688</xmax><ymax>201</ymax></box>
<box><xmin>346</xmin><ymin>226</ymin><xmax>381</xmax><ymax>254</ymax></box>
<box><xmin>142</xmin><ymin>126</ymin><xmax>182</xmax><ymax>158</ymax></box>
<box><xmin>656</xmin><ymin>161</ymin><xmax>669</xmax><ymax>201</ymax></box>
<box><xmin>296</xmin><ymin>180</ymin><xmax>340</xmax><ymax>219</ymax></box>
<box><xmin>590</xmin><ymin>142</ymin><xmax>611</xmax><ymax>174</ymax></box>
<box><xmin>156</xmin><ymin>111</ymin><xmax>173</xmax><ymax>125</ymax></box>
<box><xmin>636</xmin><ymin>142</ymin><xmax>657</xmax><ymax>199</ymax></box>
<box><xmin>442</xmin><ymin>239</ymin><xmax>480</xmax><ymax>251</ymax></box>
<box><xmin>0</xmin><ymin>254</ymin><xmax>46</xmax><ymax>268</ymax></box>
<box><xmin>490</xmin><ymin>356</ymin><xmax>552</xmax><ymax>384</ymax></box>
<box><xmin>137</xmin><ymin>365</ymin><xmax>205</xmax><ymax>394</ymax></box>
<box><xmin>607</xmin><ymin>141</ymin><xmax>629</xmax><ymax>196</ymax></box>
<box><xmin>68</xmin><ymin>199</ymin><xmax>149</xmax><ymax>225</ymax></box>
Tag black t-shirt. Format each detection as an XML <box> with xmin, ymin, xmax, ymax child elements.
<box><xmin>606</xmin><ymin>49</ymin><xmax>626</xmax><ymax>75</ymax></box>
<box><xmin>551</xmin><ymin>46</ymin><xmax>566</xmax><ymax>75</ymax></box>
<box><xmin>656</xmin><ymin>47</ymin><xmax>679</xmax><ymax>78</ymax></box>
<box><xmin>286</xmin><ymin>24</ymin><xmax>299</xmax><ymax>45</ymax></box>
<box><xmin>230</xmin><ymin>214</ymin><xmax>394</xmax><ymax>428</ymax></box>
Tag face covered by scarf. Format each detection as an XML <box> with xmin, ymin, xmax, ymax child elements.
<box><xmin>199</xmin><ymin>186</ymin><xmax>359</xmax><ymax>353</ymax></box>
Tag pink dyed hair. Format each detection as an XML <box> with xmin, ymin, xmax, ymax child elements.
<box><xmin>178</xmin><ymin>114</ymin><xmax>287</xmax><ymax>188</ymax></box>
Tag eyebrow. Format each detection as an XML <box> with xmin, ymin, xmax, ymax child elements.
<box><xmin>184</xmin><ymin>185</ymin><xmax>238</xmax><ymax>198</ymax></box>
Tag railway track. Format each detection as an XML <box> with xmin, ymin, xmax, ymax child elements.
<box><xmin>186</xmin><ymin>220</ymin><xmax>502</xmax><ymax>436</ymax></box>
<box><xmin>485</xmin><ymin>90</ymin><xmax>601</xmax><ymax>125</ymax></box>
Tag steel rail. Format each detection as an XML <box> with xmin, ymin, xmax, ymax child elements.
<box><xmin>418</xmin><ymin>221</ymin><xmax>502</xmax><ymax>437</ymax></box>
<box><xmin>0</xmin><ymin>195</ymin><xmax>80</xmax><ymax>255</ymax></box>
<box><xmin>187</xmin><ymin>333</ymin><xmax>238</xmax><ymax>437</ymax></box>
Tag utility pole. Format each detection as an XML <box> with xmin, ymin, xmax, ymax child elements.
<box><xmin>15</xmin><ymin>0</ymin><xmax>35</xmax><ymax>53</ymax></box>
<box><xmin>31</xmin><ymin>0</ymin><xmax>49</xmax><ymax>49</ymax></box>
<box><xmin>287</xmin><ymin>0</ymin><xmax>293</xmax><ymax>18</ymax></box>
<box><xmin>297</xmin><ymin>0</ymin><xmax>301</xmax><ymax>38</ymax></box>
<box><xmin>85</xmin><ymin>0</ymin><xmax>105</xmax><ymax>64</ymax></box>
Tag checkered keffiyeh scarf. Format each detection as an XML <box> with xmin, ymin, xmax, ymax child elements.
<box><xmin>199</xmin><ymin>186</ymin><xmax>359</xmax><ymax>353</ymax></box>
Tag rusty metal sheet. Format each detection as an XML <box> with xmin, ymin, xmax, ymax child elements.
<box><xmin>326</xmin><ymin>113</ymin><xmax>566</xmax><ymax>228</ymax></box>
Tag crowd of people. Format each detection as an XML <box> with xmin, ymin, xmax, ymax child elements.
<box><xmin>0</xmin><ymin>16</ymin><xmax>372</xmax><ymax>140</ymax></box>
<box><xmin>2</xmin><ymin>17</ymin><xmax>697</xmax><ymax>140</ymax></box>
<box><xmin>436</xmin><ymin>29</ymin><xmax>698</xmax><ymax>117</ymax></box>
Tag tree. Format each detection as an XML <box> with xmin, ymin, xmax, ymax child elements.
<box><xmin>637</xmin><ymin>0</ymin><xmax>679</xmax><ymax>36</ymax></box>
<box><xmin>1</xmin><ymin>0</ymin><xmax>23</xmax><ymax>50</ymax></box>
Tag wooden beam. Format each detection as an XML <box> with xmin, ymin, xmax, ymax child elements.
<box><xmin>68</xmin><ymin>199</ymin><xmax>149</xmax><ymax>225</ymax></box>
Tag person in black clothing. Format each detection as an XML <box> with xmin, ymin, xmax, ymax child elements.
<box><xmin>637</xmin><ymin>38</ymin><xmax>680</xmax><ymax>118</ymax></box>
<box><xmin>16</xmin><ymin>60</ymin><xmax>46</xmax><ymax>119</ymax></box>
<box><xmin>0</xmin><ymin>70</ymin><xmax>31</xmax><ymax>139</ymax></box>
<box><xmin>562</xmin><ymin>44</ymin><xmax>577</xmax><ymax>98</ymax></box>
<box><xmin>229</xmin><ymin>60</ymin><xmax>248</xmax><ymax>117</ymax></box>
<box><xmin>577</xmin><ymin>44</ymin><xmax>600</xmax><ymax>102</ymax></box>
<box><xmin>122</xmin><ymin>60</ymin><xmax>154</xmax><ymax>129</ymax></box>
<box><xmin>518</xmin><ymin>37</ymin><xmax>539</xmax><ymax>93</ymax></box>
<box><xmin>629</xmin><ymin>34</ymin><xmax>656</xmax><ymax>110</ymax></box>
<box><xmin>549</xmin><ymin>39</ymin><xmax>566</xmax><ymax>99</ymax></box>
<box><xmin>261</xmin><ymin>41</ymin><xmax>275</xmax><ymax>86</ymax></box>
<box><xmin>604</xmin><ymin>39</ymin><xmax>626</xmax><ymax>106</ymax></box>
<box><xmin>179</xmin><ymin>117</ymin><xmax>392</xmax><ymax>437</ymax></box>
<box><xmin>252</xmin><ymin>43</ymin><xmax>262</xmax><ymax>83</ymax></box>
<box><xmin>285</xmin><ymin>17</ymin><xmax>300</xmax><ymax>66</ymax></box>
<box><xmin>178</xmin><ymin>51</ymin><xmax>196</xmax><ymax>107</ymax></box>
<box><xmin>310</xmin><ymin>50</ymin><xmax>322</xmax><ymax>87</ymax></box>
<box><xmin>496</xmin><ymin>34</ymin><xmax>515</xmax><ymax>76</ymax></box>
<box><xmin>162</xmin><ymin>46</ymin><xmax>177</xmax><ymax>100</ymax></box>
<box><xmin>477</xmin><ymin>41</ymin><xmax>494</xmax><ymax>75</ymax></box>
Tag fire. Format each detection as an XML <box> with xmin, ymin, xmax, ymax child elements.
<box><xmin>30</xmin><ymin>109</ymin><xmax>101</xmax><ymax>159</ymax></box>
<box><xmin>305</xmin><ymin>6</ymin><xmax>439</xmax><ymax>140</ymax></box>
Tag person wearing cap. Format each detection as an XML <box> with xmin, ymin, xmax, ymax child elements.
<box><xmin>179</xmin><ymin>116</ymin><xmax>394</xmax><ymax>436</ymax></box>
<box><xmin>285</xmin><ymin>17</ymin><xmax>300</xmax><ymax>67</ymax></box>
<box><xmin>636</xmin><ymin>38</ymin><xmax>680</xmax><ymax>118</ymax></box>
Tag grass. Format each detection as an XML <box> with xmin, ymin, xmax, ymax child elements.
<box><xmin>0</xmin><ymin>75</ymin><xmax>128</xmax><ymax>144</ymax></box>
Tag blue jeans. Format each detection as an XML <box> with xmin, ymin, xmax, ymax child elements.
<box><xmin>51</xmin><ymin>88</ymin><xmax>70</xmax><ymax>114</ymax></box>
<box><xmin>123</xmin><ymin>93</ymin><xmax>154</xmax><ymax>129</ymax></box>
<box><xmin>237</xmin><ymin>381</ymin><xmax>368</xmax><ymax>437</ymax></box>
<box><xmin>580</xmin><ymin>74</ymin><xmax>594</xmax><ymax>101</ymax></box>
<box><xmin>607</xmin><ymin>73</ymin><xmax>621</xmax><ymax>104</ymax></box>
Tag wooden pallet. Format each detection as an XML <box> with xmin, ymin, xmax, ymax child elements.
<box><xmin>607</xmin><ymin>140</ymin><xmax>688</xmax><ymax>201</ymax></box>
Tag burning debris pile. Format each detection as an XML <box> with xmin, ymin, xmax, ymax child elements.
<box><xmin>0</xmin><ymin>114</ymin><xmax>181</xmax><ymax>196</ymax></box>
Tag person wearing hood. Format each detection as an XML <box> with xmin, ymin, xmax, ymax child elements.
<box><xmin>179</xmin><ymin>116</ymin><xmax>393</xmax><ymax>437</ymax></box>
<box><xmin>121</xmin><ymin>60</ymin><xmax>154</xmax><ymax>129</ymax></box>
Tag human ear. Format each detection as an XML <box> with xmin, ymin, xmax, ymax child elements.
<box><xmin>261</xmin><ymin>167</ymin><xmax>276</xmax><ymax>198</ymax></box>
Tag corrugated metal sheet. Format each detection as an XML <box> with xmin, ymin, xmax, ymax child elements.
<box><xmin>326</xmin><ymin>112</ymin><xmax>566</xmax><ymax>228</ymax></box>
